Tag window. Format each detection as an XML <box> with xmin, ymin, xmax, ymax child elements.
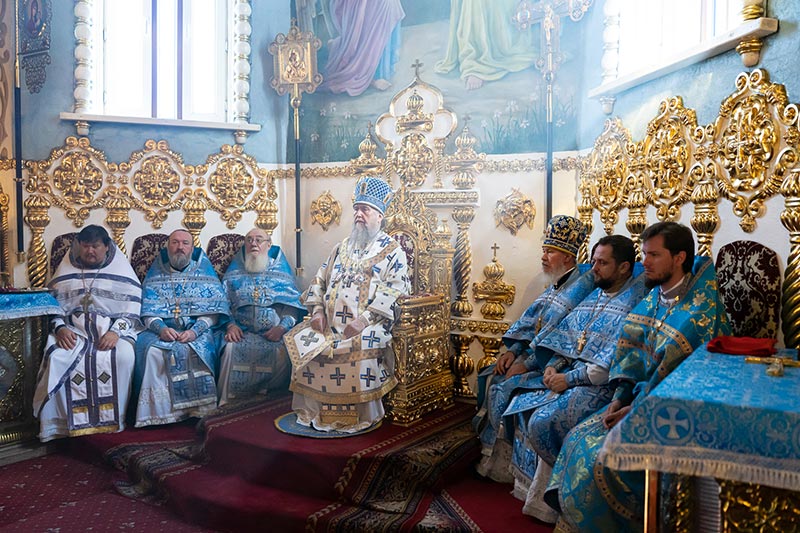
<box><xmin>616</xmin><ymin>0</ymin><xmax>739</xmax><ymax>77</ymax></box>
<box><xmin>590</xmin><ymin>0</ymin><xmax>777</xmax><ymax>112</ymax></box>
<box><xmin>67</xmin><ymin>0</ymin><xmax>255</xmax><ymax>131</ymax></box>
<box><xmin>91</xmin><ymin>0</ymin><xmax>229</xmax><ymax>121</ymax></box>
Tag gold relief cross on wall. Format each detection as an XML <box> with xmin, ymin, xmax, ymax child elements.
<box><xmin>209</xmin><ymin>159</ymin><xmax>254</xmax><ymax>208</ymax></box>
<box><xmin>53</xmin><ymin>153</ymin><xmax>103</xmax><ymax>205</ymax></box>
<box><xmin>133</xmin><ymin>156</ymin><xmax>181</xmax><ymax>207</ymax></box>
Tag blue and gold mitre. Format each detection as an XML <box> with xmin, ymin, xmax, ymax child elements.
<box><xmin>543</xmin><ymin>215</ymin><xmax>586</xmax><ymax>257</ymax></box>
<box><xmin>353</xmin><ymin>176</ymin><xmax>393</xmax><ymax>214</ymax></box>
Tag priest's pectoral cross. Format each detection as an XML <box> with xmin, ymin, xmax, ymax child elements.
<box><xmin>172</xmin><ymin>303</ymin><xmax>181</xmax><ymax>320</ymax></box>
<box><xmin>536</xmin><ymin>316</ymin><xmax>543</xmax><ymax>334</ymax></box>
<box><xmin>745</xmin><ymin>356</ymin><xmax>800</xmax><ymax>377</ymax></box>
<box><xmin>81</xmin><ymin>293</ymin><xmax>93</xmax><ymax>313</ymax></box>
<box><xmin>576</xmin><ymin>331</ymin><xmax>587</xmax><ymax>354</ymax></box>
<box><xmin>253</xmin><ymin>285</ymin><xmax>260</xmax><ymax>300</ymax></box>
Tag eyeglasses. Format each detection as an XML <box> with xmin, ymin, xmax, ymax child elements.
<box><xmin>246</xmin><ymin>237</ymin><xmax>269</xmax><ymax>245</ymax></box>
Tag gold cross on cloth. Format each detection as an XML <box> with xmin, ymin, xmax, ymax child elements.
<box><xmin>745</xmin><ymin>356</ymin><xmax>800</xmax><ymax>377</ymax></box>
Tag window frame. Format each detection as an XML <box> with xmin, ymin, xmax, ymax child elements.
<box><xmin>589</xmin><ymin>0</ymin><xmax>777</xmax><ymax>113</ymax></box>
<box><xmin>63</xmin><ymin>0</ymin><xmax>259</xmax><ymax>141</ymax></box>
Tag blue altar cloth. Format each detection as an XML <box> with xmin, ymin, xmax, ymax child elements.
<box><xmin>0</xmin><ymin>291</ymin><xmax>62</xmax><ymax>320</ymax></box>
<box><xmin>601</xmin><ymin>345</ymin><xmax>800</xmax><ymax>491</ymax></box>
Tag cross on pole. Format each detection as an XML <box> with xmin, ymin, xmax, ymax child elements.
<box><xmin>515</xmin><ymin>0</ymin><xmax>594</xmax><ymax>222</ymax></box>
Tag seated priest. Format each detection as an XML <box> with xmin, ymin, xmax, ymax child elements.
<box><xmin>33</xmin><ymin>225</ymin><xmax>142</xmax><ymax>442</ymax></box>
<box><xmin>133</xmin><ymin>229</ymin><xmax>230</xmax><ymax>427</ymax></box>
<box><xmin>218</xmin><ymin>228</ymin><xmax>305</xmax><ymax>405</ymax></box>
<box><xmin>287</xmin><ymin>176</ymin><xmax>410</xmax><ymax>433</ymax></box>
<box><xmin>473</xmin><ymin>215</ymin><xmax>594</xmax><ymax>481</ymax></box>
<box><xmin>544</xmin><ymin>222</ymin><xmax>730</xmax><ymax>531</ymax></box>
<box><xmin>512</xmin><ymin>235</ymin><xmax>647</xmax><ymax>522</ymax></box>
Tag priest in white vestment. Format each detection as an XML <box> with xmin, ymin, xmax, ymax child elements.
<box><xmin>34</xmin><ymin>225</ymin><xmax>142</xmax><ymax>442</ymax></box>
<box><xmin>288</xmin><ymin>177</ymin><xmax>410</xmax><ymax>433</ymax></box>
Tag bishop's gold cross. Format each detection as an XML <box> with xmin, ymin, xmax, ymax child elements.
<box><xmin>745</xmin><ymin>356</ymin><xmax>800</xmax><ymax>377</ymax></box>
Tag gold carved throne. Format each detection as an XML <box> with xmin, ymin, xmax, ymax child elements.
<box><xmin>383</xmin><ymin>186</ymin><xmax>455</xmax><ymax>425</ymax></box>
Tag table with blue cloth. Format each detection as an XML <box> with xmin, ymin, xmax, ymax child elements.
<box><xmin>602</xmin><ymin>345</ymin><xmax>800</xmax><ymax>531</ymax></box>
<box><xmin>0</xmin><ymin>290</ymin><xmax>62</xmax><ymax>453</ymax></box>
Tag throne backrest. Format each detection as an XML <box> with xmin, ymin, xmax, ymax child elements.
<box><xmin>383</xmin><ymin>190</ymin><xmax>440</xmax><ymax>295</ymax></box>
<box><xmin>130</xmin><ymin>233</ymin><xmax>169</xmax><ymax>282</ymax></box>
<box><xmin>715</xmin><ymin>240</ymin><xmax>781</xmax><ymax>339</ymax></box>
<box><xmin>50</xmin><ymin>232</ymin><xmax>78</xmax><ymax>278</ymax></box>
<box><xmin>207</xmin><ymin>233</ymin><xmax>245</xmax><ymax>278</ymax></box>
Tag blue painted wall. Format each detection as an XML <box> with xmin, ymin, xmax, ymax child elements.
<box><xmin>20</xmin><ymin>1</ymin><xmax>291</xmax><ymax>164</ymax></box>
<box><xmin>20</xmin><ymin>1</ymin><xmax>800</xmax><ymax>162</ymax></box>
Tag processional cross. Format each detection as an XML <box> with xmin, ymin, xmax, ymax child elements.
<box><xmin>512</xmin><ymin>0</ymin><xmax>594</xmax><ymax>221</ymax></box>
<box><xmin>269</xmin><ymin>20</ymin><xmax>322</xmax><ymax>276</ymax></box>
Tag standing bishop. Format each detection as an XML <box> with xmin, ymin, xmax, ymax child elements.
<box><xmin>34</xmin><ymin>225</ymin><xmax>142</xmax><ymax>441</ymax></box>
<box><xmin>134</xmin><ymin>229</ymin><xmax>230</xmax><ymax>426</ymax></box>
<box><xmin>218</xmin><ymin>228</ymin><xmax>305</xmax><ymax>405</ymax></box>
<box><xmin>287</xmin><ymin>177</ymin><xmax>410</xmax><ymax>433</ymax></box>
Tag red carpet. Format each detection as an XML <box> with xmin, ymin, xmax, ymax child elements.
<box><xmin>28</xmin><ymin>396</ymin><xmax>553</xmax><ymax>532</ymax></box>
<box><xmin>0</xmin><ymin>452</ymin><xmax>213</xmax><ymax>532</ymax></box>
<box><xmin>75</xmin><ymin>397</ymin><xmax>483</xmax><ymax>531</ymax></box>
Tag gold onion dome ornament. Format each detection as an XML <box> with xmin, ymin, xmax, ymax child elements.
<box><xmin>472</xmin><ymin>244</ymin><xmax>516</xmax><ymax>321</ymax></box>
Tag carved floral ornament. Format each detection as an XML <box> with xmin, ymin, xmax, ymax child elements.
<box><xmin>19</xmin><ymin>137</ymin><xmax>280</xmax><ymax>287</ymax></box>
<box><xmin>638</xmin><ymin>96</ymin><xmax>698</xmax><ymax>222</ymax></box>
<box><xmin>581</xmin><ymin>69</ymin><xmax>800</xmax><ymax>236</ymax></box>
<box><xmin>375</xmin><ymin>64</ymin><xmax>457</xmax><ymax>189</ymax></box>
<box><xmin>494</xmin><ymin>188</ymin><xmax>536</xmax><ymax>236</ymax></box>
<box><xmin>133</xmin><ymin>156</ymin><xmax>181</xmax><ymax>207</ymax></box>
<box><xmin>310</xmin><ymin>190</ymin><xmax>342</xmax><ymax>231</ymax></box>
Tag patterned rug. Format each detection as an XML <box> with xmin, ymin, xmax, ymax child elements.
<box><xmin>93</xmin><ymin>395</ymin><xmax>482</xmax><ymax>531</ymax></box>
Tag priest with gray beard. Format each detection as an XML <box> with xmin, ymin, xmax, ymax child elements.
<box><xmin>286</xmin><ymin>177</ymin><xmax>410</xmax><ymax>433</ymax></box>
<box><xmin>218</xmin><ymin>228</ymin><xmax>305</xmax><ymax>405</ymax></box>
<box><xmin>134</xmin><ymin>229</ymin><xmax>229</xmax><ymax>427</ymax></box>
